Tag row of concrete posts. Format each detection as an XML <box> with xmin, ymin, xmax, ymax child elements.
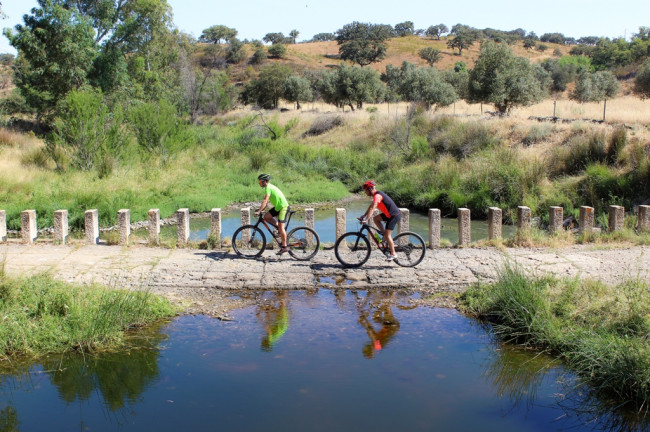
<box><xmin>2</xmin><ymin>204</ymin><xmax>649</xmax><ymax>247</ymax></box>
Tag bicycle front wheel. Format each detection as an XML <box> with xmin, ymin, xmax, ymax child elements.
<box><xmin>287</xmin><ymin>226</ymin><xmax>320</xmax><ymax>261</ymax></box>
<box><xmin>232</xmin><ymin>225</ymin><xmax>266</xmax><ymax>258</ymax></box>
<box><xmin>334</xmin><ymin>232</ymin><xmax>371</xmax><ymax>268</ymax></box>
<box><xmin>393</xmin><ymin>231</ymin><xmax>426</xmax><ymax>267</ymax></box>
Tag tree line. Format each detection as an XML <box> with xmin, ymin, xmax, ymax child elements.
<box><xmin>1</xmin><ymin>1</ymin><xmax>650</xmax><ymax>173</ymax></box>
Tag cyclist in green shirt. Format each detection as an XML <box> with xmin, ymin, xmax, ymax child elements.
<box><xmin>255</xmin><ymin>173</ymin><xmax>290</xmax><ymax>255</ymax></box>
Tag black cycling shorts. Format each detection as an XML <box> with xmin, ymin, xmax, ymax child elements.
<box><xmin>269</xmin><ymin>207</ymin><xmax>288</xmax><ymax>223</ymax></box>
<box><xmin>381</xmin><ymin>213</ymin><xmax>401</xmax><ymax>231</ymax></box>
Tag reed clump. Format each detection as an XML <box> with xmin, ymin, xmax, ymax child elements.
<box><xmin>0</xmin><ymin>269</ymin><xmax>176</xmax><ymax>360</ymax></box>
<box><xmin>461</xmin><ymin>264</ymin><xmax>650</xmax><ymax>412</ymax></box>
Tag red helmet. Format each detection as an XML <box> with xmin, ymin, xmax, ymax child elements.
<box><xmin>362</xmin><ymin>181</ymin><xmax>376</xmax><ymax>190</ymax></box>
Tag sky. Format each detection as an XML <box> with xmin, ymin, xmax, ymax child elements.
<box><xmin>1</xmin><ymin>0</ymin><xmax>647</xmax><ymax>55</ymax></box>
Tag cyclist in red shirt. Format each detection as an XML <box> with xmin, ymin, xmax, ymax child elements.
<box><xmin>359</xmin><ymin>181</ymin><xmax>402</xmax><ymax>261</ymax></box>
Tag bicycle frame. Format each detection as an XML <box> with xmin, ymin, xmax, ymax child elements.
<box><xmin>253</xmin><ymin>210</ymin><xmax>295</xmax><ymax>246</ymax></box>
<box><xmin>357</xmin><ymin>222</ymin><xmax>388</xmax><ymax>251</ymax></box>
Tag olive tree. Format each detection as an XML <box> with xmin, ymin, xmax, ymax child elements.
<box><xmin>199</xmin><ymin>25</ymin><xmax>238</xmax><ymax>44</ymax></box>
<box><xmin>419</xmin><ymin>47</ymin><xmax>441</xmax><ymax>66</ymax></box>
<box><xmin>335</xmin><ymin>22</ymin><xmax>391</xmax><ymax>66</ymax></box>
<box><xmin>318</xmin><ymin>63</ymin><xmax>384</xmax><ymax>110</ymax></box>
<box><xmin>283</xmin><ymin>75</ymin><xmax>313</xmax><ymax>109</ymax></box>
<box><xmin>391</xmin><ymin>61</ymin><xmax>458</xmax><ymax>110</ymax></box>
<box><xmin>571</xmin><ymin>70</ymin><xmax>619</xmax><ymax>120</ymax></box>
<box><xmin>468</xmin><ymin>41</ymin><xmax>550</xmax><ymax>114</ymax></box>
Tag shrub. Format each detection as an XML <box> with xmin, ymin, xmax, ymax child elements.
<box><xmin>268</xmin><ymin>44</ymin><xmax>287</xmax><ymax>59</ymax></box>
<box><xmin>606</xmin><ymin>127</ymin><xmax>627</xmax><ymax>165</ymax></box>
<box><xmin>46</xmin><ymin>89</ymin><xmax>128</xmax><ymax>172</ymax></box>
<box><xmin>303</xmin><ymin>115</ymin><xmax>344</xmax><ymax>137</ymax></box>
<box><xmin>128</xmin><ymin>100</ymin><xmax>190</xmax><ymax>162</ymax></box>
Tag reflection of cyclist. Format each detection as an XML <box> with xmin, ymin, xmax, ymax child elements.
<box><xmin>255</xmin><ymin>173</ymin><xmax>289</xmax><ymax>255</ymax></box>
<box><xmin>257</xmin><ymin>292</ymin><xmax>290</xmax><ymax>352</ymax></box>
<box><xmin>357</xmin><ymin>293</ymin><xmax>401</xmax><ymax>359</ymax></box>
<box><xmin>359</xmin><ymin>180</ymin><xmax>401</xmax><ymax>262</ymax></box>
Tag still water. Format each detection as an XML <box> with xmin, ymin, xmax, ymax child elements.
<box><xmin>177</xmin><ymin>198</ymin><xmax>517</xmax><ymax>244</ymax></box>
<box><xmin>0</xmin><ymin>290</ymin><xmax>644</xmax><ymax>432</ymax></box>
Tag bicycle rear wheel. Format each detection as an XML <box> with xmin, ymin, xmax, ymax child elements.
<box><xmin>287</xmin><ymin>226</ymin><xmax>320</xmax><ymax>261</ymax></box>
<box><xmin>334</xmin><ymin>232</ymin><xmax>371</xmax><ymax>268</ymax></box>
<box><xmin>393</xmin><ymin>231</ymin><xmax>426</xmax><ymax>267</ymax></box>
<box><xmin>232</xmin><ymin>225</ymin><xmax>266</xmax><ymax>258</ymax></box>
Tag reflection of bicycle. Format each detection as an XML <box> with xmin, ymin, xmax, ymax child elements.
<box><xmin>334</xmin><ymin>218</ymin><xmax>426</xmax><ymax>268</ymax></box>
<box><xmin>232</xmin><ymin>210</ymin><xmax>320</xmax><ymax>260</ymax></box>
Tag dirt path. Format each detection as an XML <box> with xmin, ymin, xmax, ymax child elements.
<box><xmin>2</xmin><ymin>242</ymin><xmax>648</xmax><ymax>317</ymax></box>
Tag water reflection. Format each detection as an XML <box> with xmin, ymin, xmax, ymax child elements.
<box><xmin>256</xmin><ymin>291</ymin><xmax>290</xmax><ymax>352</ymax></box>
<box><xmin>0</xmin><ymin>290</ymin><xmax>649</xmax><ymax>432</ymax></box>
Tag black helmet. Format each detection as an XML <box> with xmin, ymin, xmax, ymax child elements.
<box><xmin>258</xmin><ymin>173</ymin><xmax>270</xmax><ymax>181</ymax></box>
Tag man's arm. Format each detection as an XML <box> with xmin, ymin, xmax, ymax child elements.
<box><xmin>361</xmin><ymin>202</ymin><xmax>377</xmax><ymax>222</ymax></box>
<box><xmin>255</xmin><ymin>194</ymin><xmax>270</xmax><ymax>216</ymax></box>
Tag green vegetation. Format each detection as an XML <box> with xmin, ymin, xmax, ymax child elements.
<box><xmin>461</xmin><ymin>264</ymin><xmax>650</xmax><ymax>411</ymax></box>
<box><xmin>0</xmin><ymin>268</ymin><xmax>176</xmax><ymax>360</ymax></box>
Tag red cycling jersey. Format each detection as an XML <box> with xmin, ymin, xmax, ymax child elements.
<box><xmin>373</xmin><ymin>191</ymin><xmax>400</xmax><ymax>218</ymax></box>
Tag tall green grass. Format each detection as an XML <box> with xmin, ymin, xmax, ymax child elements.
<box><xmin>461</xmin><ymin>264</ymin><xmax>650</xmax><ymax>411</ymax></box>
<box><xmin>0</xmin><ymin>270</ymin><xmax>176</xmax><ymax>359</ymax></box>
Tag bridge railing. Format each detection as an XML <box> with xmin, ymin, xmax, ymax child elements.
<box><xmin>1</xmin><ymin>204</ymin><xmax>649</xmax><ymax>247</ymax></box>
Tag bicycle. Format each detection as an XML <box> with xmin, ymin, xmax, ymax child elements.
<box><xmin>231</xmin><ymin>210</ymin><xmax>320</xmax><ymax>260</ymax></box>
<box><xmin>334</xmin><ymin>217</ymin><xmax>426</xmax><ymax>268</ymax></box>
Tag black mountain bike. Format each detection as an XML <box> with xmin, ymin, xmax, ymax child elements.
<box><xmin>334</xmin><ymin>218</ymin><xmax>426</xmax><ymax>268</ymax></box>
<box><xmin>231</xmin><ymin>210</ymin><xmax>320</xmax><ymax>260</ymax></box>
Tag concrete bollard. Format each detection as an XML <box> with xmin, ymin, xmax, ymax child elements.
<box><xmin>608</xmin><ymin>205</ymin><xmax>625</xmax><ymax>232</ymax></box>
<box><xmin>85</xmin><ymin>209</ymin><xmax>99</xmax><ymax>244</ymax></box>
<box><xmin>488</xmin><ymin>207</ymin><xmax>502</xmax><ymax>240</ymax></box>
<box><xmin>54</xmin><ymin>210</ymin><xmax>69</xmax><ymax>245</ymax></box>
<box><xmin>0</xmin><ymin>210</ymin><xmax>6</xmax><ymax>242</ymax></box>
<box><xmin>517</xmin><ymin>206</ymin><xmax>531</xmax><ymax>231</ymax></box>
<box><xmin>211</xmin><ymin>208</ymin><xmax>221</xmax><ymax>247</ymax></box>
<box><xmin>428</xmin><ymin>209</ymin><xmax>441</xmax><ymax>249</ymax></box>
<box><xmin>458</xmin><ymin>208</ymin><xmax>471</xmax><ymax>246</ymax></box>
<box><xmin>398</xmin><ymin>208</ymin><xmax>410</xmax><ymax>246</ymax></box>
<box><xmin>241</xmin><ymin>208</ymin><xmax>251</xmax><ymax>243</ymax></box>
<box><xmin>148</xmin><ymin>209</ymin><xmax>160</xmax><ymax>244</ymax></box>
<box><xmin>118</xmin><ymin>209</ymin><xmax>130</xmax><ymax>245</ymax></box>
<box><xmin>177</xmin><ymin>208</ymin><xmax>190</xmax><ymax>245</ymax></box>
<box><xmin>21</xmin><ymin>210</ymin><xmax>37</xmax><ymax>244</ymax></box>
<box><xmin>335</xmin><ymin>208</ymin><xmax>346</xmax><ymax>241</ymax></box>
<box><xmin>638</xmin><ymin>205</ymin><xmax>650</xmax><ymax>232</ymax></box>
<box><xmin>579</xmin><ymin>206</ymin><xmax>595</xmax><ymax>234</ymax></box>
<box><xmin>305</xmin><ymin>208</ymin><xmax>314</xmax><ymax>246</ymax></box>
<box><xmin>549</xmin><ymin>206</ymin><xmax>563</xmax><ymax>234</ymax></box>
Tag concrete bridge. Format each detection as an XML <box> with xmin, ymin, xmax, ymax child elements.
<box><xmin>2</xmin><ymin>242</ymin><xmax>648</xmax><ymax>315</ymax></box>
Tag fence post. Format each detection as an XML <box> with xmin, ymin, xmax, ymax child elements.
<box><xmin>398</xmin><ymin>208</ymin><xmax>410</xmax><ymax>246</ymax></box>
<box><xmin>21</xmin><ymin>210</ymin><xmax>37</xmax><ymax>244</ymax></box>
<box><xmin>241</xmin><ymin>208</ymin><xmax>251</xmax><ymax>243</ymax></box>
<box><xmin>211</xmin><ymin>208</ymin><xmax>222</xmax><ymax>247</ymax></box>
<box><xmin>335</xmin><ymin>208</ymin><xmax>346</xmax><ymax>241</ymax></box>
<box><xmin>549</xmin><ymin>206</ymin><xmax>563</xmax><ymax>233</ymax></box>
<box><xmin>177</xmin><ymin>208</ymin><xmax>190</xmax><ymax>245</ymax></box>
<box><xmin>149</xmin><ymin>209</ymin><xmax>160</xmax><ymax>244</ymax></box>
<box><xmin>428</xmin><ymin>209</ymin><xmax>440</xmax><ymax>249</ymax></box>
<box><xmin>608</xmin><ymin>205</ymin><xmax>624</xmax><ymax>232</ymax></box>
<box><xmin>0</xmin><ymin>210</ymin><xmax>6</xmax><ymax>243</ymax></box>
<box><xmin>305</xmin><ymin>208</ymin><xmax>314</xmax><ymax>246</ymax></box>
<box><xmin>85</xmin><ymin>209</ymin><xmax>99</xmax><ymax>244</ymax></box>
<box><xmin>517</xmin><ymin>206</ymin><xmax>531</xmax><ymax>231</ymax></box>
<box><xmin>118</xmin><ymin>209</ymin><xmax>130</xmax><ymax>246</ymax></box>
<box><xmin>579</xmin><ymin>206</ymin><xmax>594</xmax><ymax>234</ymax></box>
<box><xmin>488</xmin><ymin>207</ymin><xmax>502</xmax><ymax>240</ymax></box>
<box><xmin>54</xmin><ymin>210</ymin><xmax>68</xmax><ymax>245</ymax></box>
<box><xmin>638</xmin><ymin>205</ymin><xmax>650</xmax><ymax>232</ymax></box>
<box><xmin>458</xmin><ymin>208</ymin><xmax>471</xmax><ymax>246</ymax></box>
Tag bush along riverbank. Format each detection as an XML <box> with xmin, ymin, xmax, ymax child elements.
<box><xmin>460</xmin><ymin>264</ymin><xmax>650</xmax><ymax>415</ymax></box>
<box><xmin>0</xmin><ymin>268</ymin><xmax>176</xmax><ymax>361</ymax></box>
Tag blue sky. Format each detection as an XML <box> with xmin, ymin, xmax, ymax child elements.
<box><xmin>1</xmin><ymin>0</ymin><xmax>646</xmax><ymax>55</ymax></box>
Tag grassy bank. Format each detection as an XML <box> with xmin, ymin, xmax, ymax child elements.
<box><xmin>0</xmin><ymin>268</ymin><xmax>176</xmax><ymax>360</ymax></box>
<box><xmin>1</xmin><ymin>102</ymin><xmax>649</xmax><ymax>231</ymax></box>
<box><xmin>460</xmin><ymin>264</ymin><xmax>650</xmax><ymax>411</ymax></box>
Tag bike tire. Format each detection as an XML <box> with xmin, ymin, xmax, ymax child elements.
<box><xmin>334</xmin><ymin>232</ymin><xmax>371</xmax><ymax>268</ymax></box>
<box><xmin>287</xmin><ymin>226</ymin><xmax>320</xmax><ymax>261</ymax></box>
<box><xmin>232</xmin><ymin>225</ymin><xmax>266</xmax><ymax>258</ymax></box>
<box><xmin>393</xmin><ymin>231</ymin><xmax>426</xmax><ymax>267</ymax></box>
